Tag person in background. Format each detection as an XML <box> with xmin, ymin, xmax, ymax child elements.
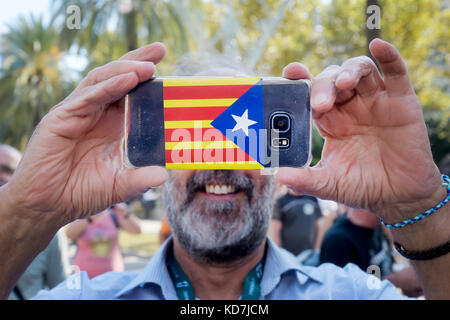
<box><xmin>66</xmin><ymin>203</ymin><xmax>141</xmax><ymax>278</ymax></box>
<box><xmin>0</xmin><ymin>144</ymin><xmax>21</xmax><ymax>187</ymax></box>
<box><xmin>319</xmin><ymin>207</ymin><xmax>423</xmax><ymax>297</ymax></box>
<box><xmin>8</xmin><ymin>230</ymin><xmax>70</xmax><ymax>300</ymax></box>
<box><xmin>301</xmin><ymin>198</ymin><xmax>340</xmax><ymax>266</ymax></box>
<box><xmin>269</xmin><ymin>188</ymin><xmax>323</xmax><ymax>256</ymax></box>
<box><xmin>0</xmin><ymin>144</ymin><xmax>70</xmax><ymax>299</ymax></box>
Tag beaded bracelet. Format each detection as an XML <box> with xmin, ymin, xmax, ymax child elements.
<box><xmin>380</xmin><ymin>174</ymin><xmax>450</xmax><ymax>229</ymax></box>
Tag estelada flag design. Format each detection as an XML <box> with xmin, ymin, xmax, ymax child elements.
<box><xmin>163</xmin><ymin>77</ymin><xmax>265</xmax><ymax>169</ymax></box>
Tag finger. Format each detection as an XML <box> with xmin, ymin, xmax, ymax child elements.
<box><xmin>116</xmin><ymin>166</ymin><xmax>168</xmax><ymax>199</ymax></box>
<box><xmin>87</xmin><ymin>72</ymin><xmax>141</xmax><ymax>106</ymax></box>
<box><xmin>282</xmin><ymin>62</ymin><xmax>314</xmax><ymax>80</ymax></box>
<box><xmin>74</xmin><ymin>42</ymin><xmax>165</xmax><ymax>91</ymax></box>
<box><xmin>335</xmin><ymin>89</ymin><xmax>356</xmax><ymax>104</ymax></box>
<box><xmin>119</xmin><ymin>42</ymin><xmax>166</xmax><ymax>64</ymax></box>
<box><xmin>63</xmin><ymin>72</ymin><xmax>141</xmax><ymax>115</ymax></box>
<box><xmin>80</xmin><ymin>60</ymin><xmax>156</xmax><ymax>88</ymax></box>
<box><xmin>310</xmin><ymin>65</ymin><xmax>340</xmax><ymax>113</ymax></box>
<box><xmin>369</xmin><ymin>38</ymin><xmax>413</xmax><ymax>95</ymax></box>
<box><xmin>274</xmin><ymin>166</ymin><xmax>331</xmax><ymax>200</ymax></box>
<box><xmin>335</xmin><ymin>56</ymin><xmax>384</xmax><ymax>97</ymax></box>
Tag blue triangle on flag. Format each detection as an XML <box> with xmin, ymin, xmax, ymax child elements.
<box><xmin>210</xmin><ymin>80</ymin><xmax>264</xmax><ymax>165</ymax></box>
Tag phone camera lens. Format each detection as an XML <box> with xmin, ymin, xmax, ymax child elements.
<box><xmin>272</xmin><ymin>113</ymin><xmax>290</xmax><ymax>133</ymax></box>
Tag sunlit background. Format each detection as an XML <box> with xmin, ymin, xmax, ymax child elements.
<box><xmin>0</xmin><ymin>0</ymin><xmax>449</xmax><ymax>165</ymax></box>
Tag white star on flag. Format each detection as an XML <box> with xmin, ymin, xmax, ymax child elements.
<box><xmin>231</xmin><ymin>109</ymin><xmax>257</xmax><ymax>136</ymax></box>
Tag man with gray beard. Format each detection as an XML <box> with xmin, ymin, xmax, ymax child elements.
<box><xmin>164</xmin><ymin>170</ymin><xmax>273</xmax><ymax>265</ymax></box>
<box><xmin>2</xmin><ymin>40</ymin><xmax>450</xmax><ymax>300</ymax></box>
<box><xmin>160</xmin><ymin>169</ymin><xmax>275</xmax><ymax>299</ymax></box>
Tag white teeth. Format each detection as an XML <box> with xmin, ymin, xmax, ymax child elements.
<box><xmin>205</xmin><ymin>184</ymin><xmax>236</xmax><ymax>195</ymax></box>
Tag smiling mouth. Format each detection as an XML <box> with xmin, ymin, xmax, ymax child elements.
<box><xmin>201</xmin><ymin>184</ymin><xmax>241</xmax><ymax>196</ymax></box>
<box><xmin>184</xmin><ymin>171</ymin><xmax>253</xmax><ymax>203</ymax></box>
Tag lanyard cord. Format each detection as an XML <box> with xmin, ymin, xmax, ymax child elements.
<box><xmin>167</xmin><ymin>248</ymin><xmax>266</xmax><ymax>300</ymax></box>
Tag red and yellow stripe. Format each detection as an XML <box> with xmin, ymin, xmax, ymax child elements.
<box><xmin>163</xmin><ymin>77</ymin><xmax>263</xmax><ymax>169</ymax></box>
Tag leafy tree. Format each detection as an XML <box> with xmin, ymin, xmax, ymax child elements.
<box><xmin>0</xmin><ymin>15</ymin><xmax>70</xmax><ymax>150</ymax></box>
<box><xmin>1</xmin><ymin>1</ymin><xmax>448</xmax><ymax>161</ymax></box>
<box><xmin>51</xmin><ymin>0</ymin><xmax>201</xmax><ymax>55</ymax></box>
<box><xmin>258</xmin><ymin>0</ymin><xmax>449</xmax><ymax>162</ymax></box>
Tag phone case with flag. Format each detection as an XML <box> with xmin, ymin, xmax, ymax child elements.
<box><xmin>125</xmin><ymin>77</ymin><xmax>311</xmax><ymax>169</ymax></box>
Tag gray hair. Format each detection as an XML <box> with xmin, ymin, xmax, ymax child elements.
<box><xmin>172</xmin><ymin>52</ymin><xmax>251</xmax><ymax>77</ymax></box>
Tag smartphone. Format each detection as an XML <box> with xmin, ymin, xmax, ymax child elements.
<box><xmin>125</xmin><ymin>77</ymin><xmax>311</xmax><ymax>170</ymax></box>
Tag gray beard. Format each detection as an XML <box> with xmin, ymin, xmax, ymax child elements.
<box><xmin>162</xmin><ymin>172</ymin><xmax>274</xmax><ymax>264</ymax></box>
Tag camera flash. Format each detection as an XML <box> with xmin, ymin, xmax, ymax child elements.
<box><xmin>272</xmin><ymin>138</ymin><xmax>290</xmax><ymax>148</ymax></box>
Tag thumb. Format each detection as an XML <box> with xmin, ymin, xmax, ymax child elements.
<box><xmin>274</xmin><ymin>166</ymin><xmax>332</xmax><ymax>200</ymax></box>
<box><xmin>116</xmin><ymin>166</ymin><xmax>168</xmax><ymax>198</ymax></box>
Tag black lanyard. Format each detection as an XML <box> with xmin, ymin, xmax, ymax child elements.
<box><xmin>167</xmin><ymin>251</ymin><xmax>265</xmax><ymax>300</ymax></box>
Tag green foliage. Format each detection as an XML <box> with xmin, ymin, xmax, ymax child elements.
<box><xmin>0</xmin><ymin>15</ymin><xmax>71</xmax><ymax>150</ymax></box>
<box><xmin>0</xmin><ymin>0</ymin><xmax>448</xmax><ymax>161</ymax></box>
<box><xmin>259</xmin><ymin>0</ymin><xmax>449</xmax><ymax>163</ymax></box>
<box><xmin>51</xmin><ymin>0</ymin><xmax>202</xmax><ymax>73</ymax></box>
<box><xmin>52</xmin><ymin>0</ymin><xmax>189</xmax><ymax>51</ymax></box>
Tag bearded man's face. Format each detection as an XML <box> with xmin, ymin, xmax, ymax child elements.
<box><xmin>163</xmin><ymin>170</ymin><xmax>274</xmax><ymax>263</ymax></box>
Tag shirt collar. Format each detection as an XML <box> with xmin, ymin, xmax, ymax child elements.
<box><xmin>115</xmin><ymin>236</ymin><xmax>322</xmax><ymax>299</ymax></box>
<box><xmin>115</xmin><ymin>236</ymin><xmax>178</xmax><ymax>299</ymax></box>
<box><xmin>260</xmin><ymin>238</ymin><xmax>323</xmax><ymax>297</ymax></box>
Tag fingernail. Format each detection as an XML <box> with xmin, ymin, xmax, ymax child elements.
<box><xmin>336</xmin><ymin>71</ymin><xmax>351</xmax><ymax>83</ymax></box>
<box><xmin>313</xmin><ymin>93</ymin><xmax>329</xmax><ymax>107</ymax></box>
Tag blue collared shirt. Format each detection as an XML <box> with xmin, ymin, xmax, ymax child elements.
<box><xmin>33</xmin><ymin>237</ymin><xmax>405</xmax><ymax>300</ymax></box>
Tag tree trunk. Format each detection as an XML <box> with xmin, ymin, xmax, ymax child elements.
<box><xmin>125</xmin><ymin>9</ymin><xmax>138</xmax><ymax>51</ymax></box>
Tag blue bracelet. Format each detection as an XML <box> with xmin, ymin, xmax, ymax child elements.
<box><xmin>380</xmin><ymin>174</ymin><xmax>450</xmax><ymax>229</ymax></box>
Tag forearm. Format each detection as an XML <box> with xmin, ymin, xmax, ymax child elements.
<box><xmin>0</xmin><ymin>186</ymin><xmax>61</xmax><ymax>299</ymax></box>
<box><xmin>389</xmin><ymin>187</ymin><xmax>450</xmax><ymax>299</ymax></box>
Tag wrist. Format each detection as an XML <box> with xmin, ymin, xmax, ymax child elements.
<box><xmin>381</xmin><ymin>174</ymin><xmax>450</xmax><ymax>251</ymax></box>
<box><xmin>0</xmin><ymin>185</ymin><xmax>60</xmax><ymax>299</ymax></box>
<box><xmin>0</xmin><ymin>184</ymin><xmax>62</xmax><ymax>244</ymax></box>
<box><xmin>390</xmin><ymin>190</ymin><xmax>450</xmax><ymax>252</ymax></box>
<box><xmin>383</xmin><ymin>172</ymin><xmax>446</xmax><ymax>219</ymax></box>
<box><xmin>404</xmin><ymin>184</ymin><xmax>447</xmax><ymax>221</ymax></box>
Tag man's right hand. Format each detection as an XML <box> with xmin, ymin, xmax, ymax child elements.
<box><xmin>1</xmin><ymin>42</ymin><xmax>168</xmax><ymax>228</ymax></box>
<box><xmin>277</xmin><ymin>39</ymin><xmax>445</xmax><ymax>225</ymax></box>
